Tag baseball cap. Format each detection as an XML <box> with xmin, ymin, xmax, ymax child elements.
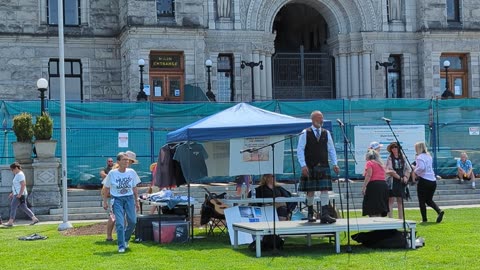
<box><xmin>369</xmin><ymin>141</ymin><xmax>383</xmax><ymax>150</ymax></box>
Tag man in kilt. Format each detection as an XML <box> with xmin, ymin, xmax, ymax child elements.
<box><xmin>297</xmin><ymin>111</ymin><xmax>340</xmax><ymax>223</ymax></box>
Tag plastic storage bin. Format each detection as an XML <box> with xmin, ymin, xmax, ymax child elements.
<box><xmin>152</xmin><ymin>221</ymin><xmax>190</xmax><ymax>244</ymax></box>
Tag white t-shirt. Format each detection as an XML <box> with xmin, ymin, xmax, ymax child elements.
<box><xmin>103</xmin><ymin>168</ymin><xmax>141</xmax><ymax>197</ymax></box>
<box><xmin>12</xmin><ymin>171</ymin><xmax>28</xmax><ymax>195</ymax></box>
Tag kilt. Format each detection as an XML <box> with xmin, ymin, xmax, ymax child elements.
<box><xmin>298</xmin><ymin>165</ymin><xmax>332</xmax><ymax>192</ymax></box>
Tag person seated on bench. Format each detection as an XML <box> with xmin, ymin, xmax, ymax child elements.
<box><xmin>248</xmin><ymin>174</ymin><xmax>294</xmax><ymax>221</ymax></box>
<box><xmin>457</xmin><ymin>152</ymin><xmax>476</xmax><ymax>189</ymax></box>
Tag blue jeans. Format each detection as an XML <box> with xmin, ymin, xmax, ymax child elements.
<box><xmin>112</xmin><ymin>195</ymin><xmax>137</xmax><ymax>249</ymax></box>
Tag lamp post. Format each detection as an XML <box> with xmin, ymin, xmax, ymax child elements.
<box><xmin>205</xmin><ymin>59</ymin><xmax>216</xmax><ymax>101</ymax></box>
<box><xmin>136</xmin><ymin>58</ymin><xmax>148</xmax><ymax>101</ymax></box>
<box><xmin>36</xmin><ymin>78</ymin><xmax>48</xmax><ymax>114</ymax></box>
<box><xmin>441</xmin><ymin>60</ymin><xmax>454</xmax><ymax>99</ymax></box>
<box><xmin>241</xmin><ymin>60</ymin><xmax>263</xmax><ymax>101</ymax></box>
<box><xmin>375</xmin><ymin>61</ymin><xmax>393</xmax><ymax>98</ymax></box>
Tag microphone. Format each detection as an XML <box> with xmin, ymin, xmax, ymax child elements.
<box><xmin>240</xmin><ymin>148</ymin><xmax>254</xmax><ymax>153</ymax></box>
<box><xmin>381</xmin><ymin>117</ymin><xmax>392</xmax><ymax>123</ymax></box>
<box><xmin>336</xmin><ymin>119</ymin><xmax>344</xmax><ymax>127</ymax></box>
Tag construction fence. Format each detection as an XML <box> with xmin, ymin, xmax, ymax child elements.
<box><xmin>1</xmin><ymin>99</ymin><xmax>479</xmax><ymax>186</ymax></box>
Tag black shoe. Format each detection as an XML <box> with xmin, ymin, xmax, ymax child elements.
<box><xmin>436</xmin><ymin>211</ymin><xmax>444</xmax><ymax>223</ymax></box>
<box><xmin>320</xmin><ymin>206</ymin><xmax>336</xmax><ymax>224</ymax></box>
<box><xmin>307</xmin><ymin>206</ymin><xmax>316</xmax><ymax>222</ymax></box>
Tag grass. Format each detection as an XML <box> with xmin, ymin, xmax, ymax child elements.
<box><xmin>0</xmin><ymin>207</ymin><xmax>478</xmax><ymax>270</ymax></box>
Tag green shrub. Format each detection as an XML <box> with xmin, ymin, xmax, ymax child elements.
<box><xmin>12</xmin><ymin>112</ymin><xmax>34</xmax><ymax>142</ymax></box>
<box><xmin>33</xmin><ymin>112</ymin><xmax>54</xmax><ymax>140</ymax></box>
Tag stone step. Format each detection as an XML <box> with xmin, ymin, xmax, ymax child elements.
<box><xmin>41</xmin><ymin>181</ymin><xmax>478</xmax><ymax>221</ymax></box>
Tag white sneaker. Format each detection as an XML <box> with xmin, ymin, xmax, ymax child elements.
<box><xmin>118</xmin><ymin>248</ymin><xmax>125</xmax><ymax>253</ymax></box>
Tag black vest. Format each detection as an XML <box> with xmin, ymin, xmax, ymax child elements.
<box><xmin>304</xmin><ymin>127</ymin><xmax>329</xmax><ymax>168</ymax></box>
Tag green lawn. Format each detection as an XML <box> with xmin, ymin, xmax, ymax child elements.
<box><xmin>0</xmin><ymin>208</ymin><xmax>478</xmax><ymax>270</ymax></box>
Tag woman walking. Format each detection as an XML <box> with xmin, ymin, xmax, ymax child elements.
<box><xmin>4</xmin><ymin>162</ymin><xmax>39</xmax><ymax>227</ymax></box>
<box><xmin>412</xmin><ymin>142</ymin><xmax>444</xmax><ymax>223</ymax></box>
<box><xmin>103</xmin><ymin>152</ymin><xmax>141</xmax><ymax>253</ymax></box>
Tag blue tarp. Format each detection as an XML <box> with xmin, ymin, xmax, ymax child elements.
<box><xmin>166</xmin><ymin>103</ymin><xmax>326</xmax><ymax>143</ymax></box>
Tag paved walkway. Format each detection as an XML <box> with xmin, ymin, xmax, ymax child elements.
<box><xmin>4</xmin><ymin>204</ymin><xmax>479</xmax><ymax>227</ymax></box>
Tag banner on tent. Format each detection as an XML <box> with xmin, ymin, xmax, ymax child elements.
<box><xmin>202</xmin><ymin>135</ymin><xmax>285</xmax><ymax>177</ymax></box>
<box><xmin>229</xmin><ymin>136</ymin><xmax>285</xmax><ymax>176</ymax></box>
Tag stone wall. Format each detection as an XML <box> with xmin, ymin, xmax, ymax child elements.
<box><xmin>1</xmin><ymin>0</ymin><xmax>480</xmax><ymax>100</ymax></box>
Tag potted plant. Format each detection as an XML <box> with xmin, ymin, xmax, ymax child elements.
<box><xmin>33</xmin><ymin>112</ymin><xmax>57</xmax><ymax>159</ymax></box>
<box><xmin>12</xmin><ymin>112</ymin><xmax>34</xmax><ymax>162</ymax></box>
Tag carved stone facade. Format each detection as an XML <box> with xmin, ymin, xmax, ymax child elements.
<box><xmin>1</xmin><ymin>0</ymin><xmax>480</xmax><ymax>101</ymax></box>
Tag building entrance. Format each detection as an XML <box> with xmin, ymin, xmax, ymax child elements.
<box><xmin>272</xmin><ymin>2</ymin><xmax>334</xmax><ymax>99</ymax></box>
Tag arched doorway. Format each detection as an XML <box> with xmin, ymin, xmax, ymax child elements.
<box><xmin>272</xmin><ymin>2</ymin><xmax>334</xmax><ymax>99</ymax></box>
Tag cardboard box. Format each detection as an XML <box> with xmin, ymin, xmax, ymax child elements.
<box><xmin>152</xmin><ymin>221</ymin><xmax>190</xmax><ymax>244</ymax></box>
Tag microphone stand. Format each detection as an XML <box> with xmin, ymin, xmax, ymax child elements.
<box><xmin>382</xmin><ymin>118</ymin><xmax>415</xmax><ymax>248</ymax></box>
<box><xmin>337</xmin><ymin>120</ymin><xmax>356</xmax><ymax>253</ymax></box>
<box><xmin>240</xmin><ymin>133</ymin><xmax>302</xmax><ymax>253</ymax></box>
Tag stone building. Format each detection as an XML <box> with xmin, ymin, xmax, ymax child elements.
<box><xmin>1</xmin><ymin>0</ymin><xmax>480</xmax><ymax>102</ymax></box>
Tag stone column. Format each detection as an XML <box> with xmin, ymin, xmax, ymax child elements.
<box><xmin>266</xmin><ymin>54</ymin><xmax>273</xmax><ymax>99</ymax></box>
<box><xmin>31</xmin><ymin>158</ymin><xmax>62</xmax><ymax>215</ymax></box>
<box><xmin>233</xmin><ymin>0</ymin><xmax>241</xmax><ymax>29</ymax></box>
<box><xmin>339</xmin><ymin>54</ymin><xmax>348</xmax><ymax>98</ymax></box>
<box><xmin>260</xmin><ymin>53</ymin><xmax>267</xmax><ymax>100</ymax></box>
<box><xmin>334</xmin><ymin>55</ymin><xmax>340</xmax><ymax>98</ymax></box>
<box><xmin>253</xmin><ymin>52</ymin><xmax>261</xmax><ymax>100</ymax></box>
<box><xmin>362</xmin><ymin>52</ymin><xmax>372</xmax><ymax>98</ymax></box>
<box><xmin>208</xmin><ymin>0</ymin><xmax>215</xmax><ymax>29</ymax></box>
<box><xmin>350</xmin><ymin>53</ymin><xmax>360</xmax><ymax>98</ymax></box>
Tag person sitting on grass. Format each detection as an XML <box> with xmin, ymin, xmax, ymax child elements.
<box><xmin>457</xmin><ymin>152</ymin><xmax>476</xmax><ymax>189</ymax></box>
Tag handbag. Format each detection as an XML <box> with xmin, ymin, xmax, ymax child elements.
<box><xmin>18</xmin><ymin>195</ymin><xmax>26</xmax><ymax>204</ymax></box>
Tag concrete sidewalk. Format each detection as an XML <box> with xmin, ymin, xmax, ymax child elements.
<box><xmin>4</xmin><ymin>204</ymin><xmax>479</xmax><ymax>227</ymax></box>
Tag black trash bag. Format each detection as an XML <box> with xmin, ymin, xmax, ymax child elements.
<box><xmin>248</xmin><ymin>234</ymin><xmax>284</xmax><ymax>251</ymax></box>
<box><xmin>351</xmin><ymin>229</ymin><xmax>408</xmax><ymax>249</ymax></box>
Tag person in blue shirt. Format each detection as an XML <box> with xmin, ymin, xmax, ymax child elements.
<box><xmin>457</xmin><ymin>152</ymin><xmax>476</xmax><ymax>189</ymax></box>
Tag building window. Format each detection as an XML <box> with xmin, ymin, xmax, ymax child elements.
<box><xmin>157</xmin><ymin>0</ymin><xmax>175</xmax><ymax>18</ymax></box>
<box><xmin>216</xmin><ymin>54</ymin><xmax>234</xmax><ymax>102</ymax></box>
<box><xmin>387</xmin><ymin>55</ymin><xmax>402</xmax><ymax>98</ymax></box>
<box><xmin>48</xmin><ymin>59</ymin><xmax>83</xmax><ymax>100</ymax></box>
<box><xmin>447</xmin><ymin>0</ymin><xmax>460</xmax><ymax>22</ymax></box>
<box><xmin>440</xmin><ymin>54</ymin><xmax>468</xmax><ymax>98</ymax></box>
<box><xmin>48</xmin><ymin>0</ymin><xmax>80</xmax><ymax>25</ymax></box>
<box><xmin>387</xmin><ymin>0</ymin><xmax>402</xmax><ymax>22</ymax></box>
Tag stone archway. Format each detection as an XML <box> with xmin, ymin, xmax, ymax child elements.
<box><xmin>271</xmin><ymin>2</ymin><xmax>334</xmax><ymax>99</ymax></box>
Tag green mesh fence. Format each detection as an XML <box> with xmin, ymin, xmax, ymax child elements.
<box><xmin>1</xmin><ymin>99</ymin><xmax>478</xmax><ymax>186</ymax></box>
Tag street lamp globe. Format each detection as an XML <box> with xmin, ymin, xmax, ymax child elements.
<box><xmin>37</xmin><ymin>78</ymin><xmax>48</xmax><ymax>89</ymax></box>
<box><xmin>443</xmin><ymin>60</ymin><xmax>451</xmax><ymax>69</ymax></box>
<box><xmin>205</xmin><ymin>59</ymin><xmax>212</xmax><ymax>68</ymax></box>
<box><xmin>138</xmin><ymin>58</ymin><xmax>145</xmax><ymax>67</ymax></box>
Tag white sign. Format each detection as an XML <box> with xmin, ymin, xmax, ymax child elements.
<box><xmin>354</xmin><ymin>125</ymin><xmax>425</xmax><ymax>174</ymax></box>
<box><xmin>118</xmin><ymin>132</ymin><xmax>129</xmax><ymax>148</ymax></box>
<box><xmin>154</xmin><ymin>86</ymin><xmax>162</xmax><ymax>97</ymax></box>
<box><xmin>174</xmin><ymin>89</ymin><xmax>180</xmax><ymax>97</ymax></box>
<box><xmin>469</xmin><ymin>127</ymin><xmax>479</xmax><ymax>136</ymax></box>
<box><xmin>229</xmin><ymin>136</ymin><xmax>285</xmax><ymax>176</ymax></box>
<box><xmin>224</xmin><ymin>205</ymin><xmax>277</xmax><ymax>245</ymax></box>
<box><xmin>144</xmin><ymin>84</ymin><xmax>150</xmax><ymax>95</ymax></box>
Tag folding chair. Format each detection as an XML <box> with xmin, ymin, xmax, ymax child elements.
<box><xmin>200</xmin><ymin>192</ymin><xmax>228</xmax><ymax>236</ymax></box>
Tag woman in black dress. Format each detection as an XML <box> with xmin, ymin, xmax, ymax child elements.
<box><xmin>385</xmin><ymin>142</ymin><xmax>411</xmax><ymax>219</ymax></box>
